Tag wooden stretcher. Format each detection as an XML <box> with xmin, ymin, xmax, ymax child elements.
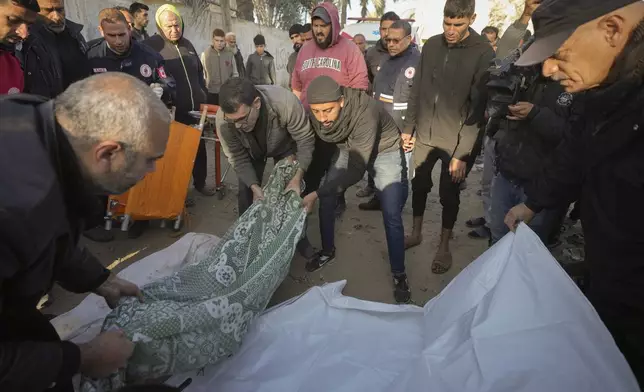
<box><xmin>105</xmin><ymin>116</ymin><xmax>204</xmax><ymax>232</ymax></box>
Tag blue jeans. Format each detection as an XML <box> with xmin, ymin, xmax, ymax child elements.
<box><xmin>319</xmin><ymin>148</ymin><xmax>409</xmax><ymax>274</ymax></box>
<box><xmin>489</xmin><ymin>173</ymin><xmax>566</xmax><ymax>244</ymax></box>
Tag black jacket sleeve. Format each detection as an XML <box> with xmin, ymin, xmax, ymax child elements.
<box><xmin>0</xmin><ymin>242</ymin><xmax>82</xmax><ymax>391</ymax></box>
<box><xmin>152</xmin><ymin>55</ymin><xmax>177</xmax><ymax>106</ymax></box>
<box><xmin>402</xmin><ymin>49</ymin><xmax>424</xmax><ymax>136</ymax></box>
<box><xmin>453</xmin><ymin>46</ymin><xmax>494</xmax><ymax>160</ymax></box>
<box><xmin>524</xmin><ymin>124</ymin><xmax>584</xmax><ymax>212</ymax></box>
<box><xmin>196</xmin><ymin>54</ymin><xmax>208</xmax><ymax>95</ymax></box>
<box><xmin>54</xmin><ymin>244</ymin><xmax>110</xmax><ymax>294</ymax></box>
<box><xmin>526</xmin><ymin>105</ymin><xmax>571</xmax><ymax>146</ymax></box>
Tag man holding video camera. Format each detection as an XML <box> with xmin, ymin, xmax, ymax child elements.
<box><xmin>485</xmin><ymin>41</ymin><xmax>577</xmax><ymax>246</ymax></box>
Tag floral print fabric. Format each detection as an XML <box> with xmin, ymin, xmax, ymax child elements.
<box><xmin>81</xmin><ymin>160</ymin><xmax>306</xmax><ymax>391</ymax></box>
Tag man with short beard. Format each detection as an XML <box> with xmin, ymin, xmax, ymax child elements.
<box><xmin>290</xmin><ymin>2</ymin><xmax>368</xmax><ymax>107</ymax></box>
<box><xmin>291</xmin><ymin>2</ymin><xmax>368</xmax><ymax>228</ymax></box>
<box><xmin>403</xmin><ymin>0</ymin><xmax>493</xmax><ymax>275</ymax></box>
<box><xmin>129</xmin><ymin>2</ymin><xmax>150</xmax><ymax>42</ymax></box>
<box><xmin>0</xmin><ymin>13</ymin><xmax>30</xmax><ymax>95</ymax></box>
<box><xmin>0</xmin><ymin>72</ymin><xmax>170</xmax><ymax>392</ymax></box>
<box><xmin>353</xmin><ymin>33</ymin><xmax>366</xmax><ymax>55</ymax></box>
<box><xmin>302</xmin><ymin>76</ymin><xmax>410</xmax><ymax>303</ymax></box>
<box><xmin>504</xmin><ymin>0</ymin><xmax>644</xmax><ymax>383</ymax></box>
<box><xmin>287</xmin><ymin>23</ymin><xmax>303</xmax><ymax>90</ymax></box>
<box><xmin>365</xmin><ymin>11</ymin><xmax>400</xmax><ymax>89</ymax></box>
<box><xmin>301</xmin><ymin>23</ymin><xmax>312</xmax><ymax>42</ymax></box>
<box><xmin>34</xmin><ymin>0</ymin><xmax>90</xmax><ymax>89</ymax></box>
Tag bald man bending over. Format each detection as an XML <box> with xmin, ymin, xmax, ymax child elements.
<box><xmin>0</xmin><ymin>73</ymin><xmax>171</xmax><ymax>391</ymax></box>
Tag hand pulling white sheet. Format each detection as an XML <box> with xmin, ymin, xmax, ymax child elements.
<box><xmin>53</xmin><ymin>225</ymin><xmax>639</xmax><ymax>392</ymax></box>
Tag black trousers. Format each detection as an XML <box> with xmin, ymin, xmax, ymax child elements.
<box><xmin>238</xmin><ymin>159</ymin><xmax>267</xmax><ymax>216</ymax></box>
<box><xmin>410</xmin><ymin>144</ymin><xmax>474</xmax><ymax>230</ymax></box>
<box><xmin>87</xmin><ymin>195</ymin><xmax>109</xmax><ymax>228</ymax></box>
<box><xmin>0</xmin><ymin>308</ymin><xmax>74</xmax><ymax>391</ymax></box>
<box><xmin>302</xmin><ymin>138</ymin><xmax>336</xmax><ymax>196</ymax></box>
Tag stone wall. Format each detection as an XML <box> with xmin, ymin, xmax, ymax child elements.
<box><xmin>65</xmin><ymin>0</ymin><xmax>294</xmax><ymax>87</ymax></box>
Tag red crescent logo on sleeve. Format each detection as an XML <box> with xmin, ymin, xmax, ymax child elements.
<box><xmin>157</xmin><ymin>66</ymin><xmax>167</xmax><ymax>79</ymax></box>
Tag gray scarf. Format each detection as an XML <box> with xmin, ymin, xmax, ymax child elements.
<box><xmin>309</xmin><ymin>88</ymin><xmax>371</xmax><ymax>144</ymax></box>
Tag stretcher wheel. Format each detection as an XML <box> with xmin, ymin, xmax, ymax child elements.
<box><xmin>216</xmin><ymin>186</ymin><xmax>226</xmax><ymax>200</ymax></box>
<box><xmin>172</xmin><ymin>213</ymin><xmax>184</xmax><ymax>232</ymax></box>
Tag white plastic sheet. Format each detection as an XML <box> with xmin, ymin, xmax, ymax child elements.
<box><xmin>54</xmin><ymin>226</ymin><xmax>639</xmax><ymax>392</ymax></box>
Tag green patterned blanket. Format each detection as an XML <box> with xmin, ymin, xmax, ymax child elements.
<box><xmin>81</xmin><ymin>160</ymin><xmax>306</xmax><ymax>391</ymax></box>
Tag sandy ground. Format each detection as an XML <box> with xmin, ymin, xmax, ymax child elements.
<box><xmin>47</xmin><ymin>141</ymin><xmax>489</xmax><ymax>316</ymax></box>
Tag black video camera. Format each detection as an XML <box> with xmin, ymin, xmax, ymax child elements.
<box><xmin>485</xmin><ymin>37</ymin><xmax>540</xmax><ymax>136</ymax></box>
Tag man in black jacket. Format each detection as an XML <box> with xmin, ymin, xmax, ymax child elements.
<box><xmin>88</xmin><ymin>8</ymin><xmax>175</xmax><ymax>105</ymax></box>
<box><xmin>20</xmin><ymin>19</ymin><xmax>65</xmax><ymax>98</ymax></box>
<box><xmin>145</xmin><ymin>5</ymin><xmax>215</xmax><ymax>196</ymax></box>
<box><xmin>505</xmin><ymin>0</ymin><xmax>644</xmax><ymax>383</ymax></box>
<box><xmin>360</xmin><ymin>20</ymin><xmax>420</xmax><ymax>211</ymax></box>
<box><xmin>403</xmin><ymin>0</ymin><xmax>493</xmax><ymax>274</ymax></box>
<box><xmin>302</xmin><ymin>76</ymin><xmax>411</xmax><ymax>303</ymax></box>
<box><xmin>358</xmin><ymin>11</ymin><xmax>401</xmax><ymax>198</ymax></box>
<box><xmin>365</xmin><ymin>11</ymin><xmax>400</xmax><ymax>89</ymax></box>
<box><xmin>0</xmin><ymin>72</ymin><xmax>171</xmax><ymax>392</ymax></box>
<box><xmin>35</xmin><ymin>0</ymin><xmax>90</xmax><ymax>89</ymax></box>
<box><xmin>83</xmin><ymin>7</ymin><xmax>177</xmax><ymax>242</ymax></box>
<box><xmin>489</xmin><ymin>71</ymin><xmax>574</xmax><ymax>244</ymax></box>
<box><xmin>129</xmin><ymin>2</ymin><xmax>150</xmax><ymax>42</ymax></box>
<box><xmin>287</xmin><ymin>23</ymin><xmax>303</xmax><ymax>90</ymax></box>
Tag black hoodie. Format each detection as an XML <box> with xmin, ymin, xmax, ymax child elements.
<box><xmin>404</xmin><ymin>29</ymin><xmax>494</xmax><ymax>160</ymax></box>
<box><xmin>144</xmin><ymin>33</ymin><xmax>207</xmax><ymax>124</ymax></box>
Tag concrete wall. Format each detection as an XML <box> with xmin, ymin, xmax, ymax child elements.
<box><xmin>65</xmin><ymin>0</ymin><xmax>294</xmax><ymax>87</ymax></box>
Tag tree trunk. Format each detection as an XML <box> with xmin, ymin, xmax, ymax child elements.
<box><xmin>341</xmin><ymin>0</ymin><xmax>348</xmax><ymax>28</ymax></box>
<box><xmin>221</xmin><ymin>0</ymin><xmax>233</xmax><ymax>32</ymax></box>
<box><xmin>237</xmin><ymin>0</ymin><xmax>255</xmax><ymax>21</ymax></box>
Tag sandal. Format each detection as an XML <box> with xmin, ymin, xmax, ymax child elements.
<box><xmin>404</xmin><ymin>234</ymin><xmax>422</xmax><ymax>250</ymax></box>
<box><xmin>432</xmin><ymin>250</ymin><xmax>453</xmax><ymax>274</ymax></box>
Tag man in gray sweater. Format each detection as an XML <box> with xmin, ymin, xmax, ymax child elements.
<box><xmin>201</xmin><ymin>28</ymin><xmax>238</xmax><ymax>105</ymax></box>
<box><xmin>216</xmin><ymin>78</ymin><xmax>315</xmax><ymax>214</ymax></box>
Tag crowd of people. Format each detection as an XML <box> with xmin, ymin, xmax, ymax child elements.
<box><xmin>1</xmin><ymin>0</ymin><xmax>644</xmax><ymax>390</ymax></box>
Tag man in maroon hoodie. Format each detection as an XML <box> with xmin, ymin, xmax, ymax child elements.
<box><xmin>291</xmin><ymin>2</ymin><xmax>368</xmax><ymax>107</ymax></box>
<box><xmin>0</xmin><ymin>0</ymin><xmax>38</xmax><ymax>95</ymax></box>
<box><xmin>294</xmin><ymin>2</ymin><xmax>369</xmax><ymax>204</ymax></box>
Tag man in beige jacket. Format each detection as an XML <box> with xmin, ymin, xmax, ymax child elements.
<box><xmin>200</xmin><ymin>28</ymin><xmax>238</xmax><ymax>105</ymax></box>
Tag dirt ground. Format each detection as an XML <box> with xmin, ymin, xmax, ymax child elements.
<box><xmin>47</xmin><ymin>141</ymin><xmax>489</xmax><ymax>316</ymax></box>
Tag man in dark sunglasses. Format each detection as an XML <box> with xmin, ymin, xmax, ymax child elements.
<box><xmin>216</xmin><ymin>77</ymin><xmax>315</xmax><ymax>215</ymax></box>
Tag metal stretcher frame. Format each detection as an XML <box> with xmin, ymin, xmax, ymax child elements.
<box><xmin>192</xmin><ymin>104</ymin><xmax>230</xmax><ymax>200</ymax></box>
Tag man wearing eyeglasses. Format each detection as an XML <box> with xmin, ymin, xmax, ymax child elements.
<box><xmin>216</xmin><ymin>77</ymin><xmax>315</xmax><ymax>215</ymax></box>
<box><xmin>359</xmin><ymin>20</ymin><xmax>420</xmax><ymax>212</ymax></box>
